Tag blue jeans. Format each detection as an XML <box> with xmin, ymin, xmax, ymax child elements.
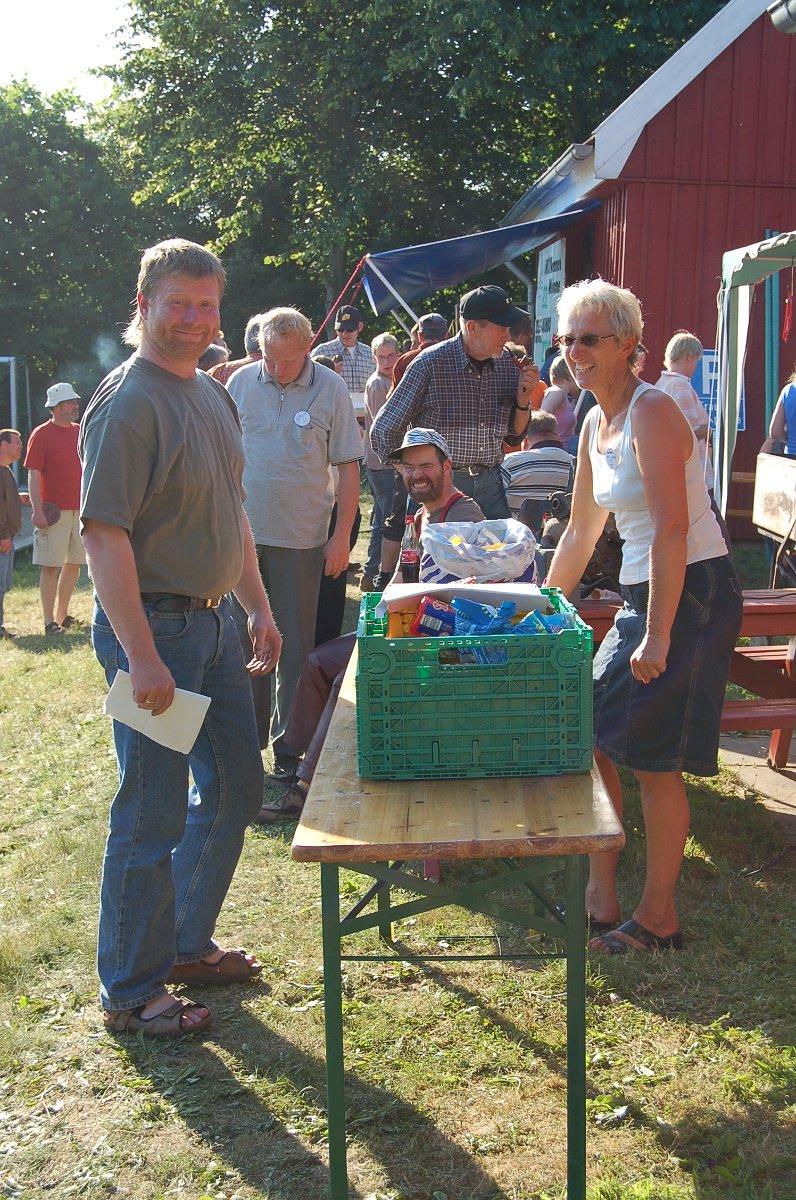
<box><xmin>0</xmin><ymin>545</ymin><xmax>13</xmax><ymax>626</ymax></box>
<box><xmin>452</xmin><ymin>465</ymin><xmax>510</xmax><ymax>519</ymax></box>
<box><xmin>364</xmin><ymin>469</ymin><xmax>395</xmax><ymax>578</ymax></box>
<box><xmin>92</xmin><ymin>596</ymin><xmax>263</xmax><ymax>1012</ymax></box>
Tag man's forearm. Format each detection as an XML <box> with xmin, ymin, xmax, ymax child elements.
<box><xmin>81</xmin><ymin>521</ymin><xmax>157</xmax><ymax>659</ymax></box>
<box><xmin>232</xmin><ymin>516</ymin><xmax>273</xmax><ymax>618</ymax></box>
<box><xmin>28</xmin><ymin>470</ymin><xmax>44</xmax><ymax>520</ymax></box>
<box><xmin>332</xmin><ymin>462</ymin><xmax>360</xmax><ymax>543</ymax></box>
<box><xmin>370</xmin><ymin>371</ymin><xmax>423</xmax><ymax>461</ymax></box>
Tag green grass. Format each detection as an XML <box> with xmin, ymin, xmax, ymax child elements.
<box><xmin>0</xmin><ymin>530</ymin><xmax>793</xmax><ymax>1199</ymax></box>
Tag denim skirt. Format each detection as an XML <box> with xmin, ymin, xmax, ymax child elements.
<box><xmin>592</xmin><ymin>555</ymin><xmax>743</xmax><ymax>775</ymax></box>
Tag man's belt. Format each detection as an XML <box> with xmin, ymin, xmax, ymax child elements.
<box><xmin>140</xmin><ymin>592</ymin><xmax>223</xmax><ymax>612</ymax></box>
<box><xmin>456</xmin><ymin>464</ymin><xmax>499</xmax><ymax>477</ymax></box>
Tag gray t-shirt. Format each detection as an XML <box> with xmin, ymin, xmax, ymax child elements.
<box><xmin>227</xmin><ymin>356</ymin><xmax>363</xmax><ymax>549</ymax></box>
<box><xmin>79</xmin><ymin>356</ymin><xmax>248</xmax><ymax>596</ymax></box>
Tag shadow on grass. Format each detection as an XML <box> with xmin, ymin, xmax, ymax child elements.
<box><xmin>10</xmin><ymin>628</ymin><xmax>90</xmax><ymax>654</ymax></box>
<box><xmin>567</xmin><ymin>768</ymin><xmax>796</xmax><ymax>1049</ymax></box>
<box><xmin>109</xmin><ymin>996</ymin><xmax>511</xmax><ymax>1200</ymax></box>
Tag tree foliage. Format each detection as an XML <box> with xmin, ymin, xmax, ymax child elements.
<box><xmin>0</xmin><ymin>83</ymin><xmax>151</xmax><ymax>400</ymax></box>
<box><xmin>100</xmin><ymin>0</ymin><xmax>723</xmax><ymax>326</ymax></box>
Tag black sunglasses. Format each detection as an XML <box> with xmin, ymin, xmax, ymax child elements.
<box><xmin>558</xmin><ymin>333</ymin><xmax>616</xmax><ymax>348</ymax></box>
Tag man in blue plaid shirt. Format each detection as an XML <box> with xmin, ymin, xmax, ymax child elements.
<box><xmin>370</xmin><ymin>285</ymin><xmax>540</xmax><ymax>517</ymax></box>
<box><xmin>313</xmin><ymin>304</ymin><xmax>375</xmax><ymax>394</ymax></box>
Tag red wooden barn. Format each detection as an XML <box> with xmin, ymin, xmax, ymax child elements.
<box><xmin>504</xmin><ymin>0</ymin><xmax>796</xmax><ymax>532</ymax></box>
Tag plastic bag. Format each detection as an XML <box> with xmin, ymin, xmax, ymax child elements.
<box><xmin>420</xmin><ymin>519</ymin><xmax>538</xmax><ymax>583</ymax></box>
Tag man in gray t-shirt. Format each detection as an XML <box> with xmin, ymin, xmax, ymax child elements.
<box><xmin>80</xmin><ymin>238</ymin><xmax>282</xmax><ymax>1038</ymax></box>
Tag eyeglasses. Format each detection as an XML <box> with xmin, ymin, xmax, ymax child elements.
<box><xmin>558</xmin><ymin>333</ymin><xmax>616</xmax><ymax>348</ymax></box>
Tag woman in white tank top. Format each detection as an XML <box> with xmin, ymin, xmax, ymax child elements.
<box><xmin>547</xmin><ymin>280</ymin><xmax>742</xmax><ymax>957</ymax></box>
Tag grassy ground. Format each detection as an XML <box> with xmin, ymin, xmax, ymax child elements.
<box><xmin>0</xmin><ymin>534</ymin><xmax>793</xmax><ymax>1200</ymax></box>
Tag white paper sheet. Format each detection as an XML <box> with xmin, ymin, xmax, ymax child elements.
<box><xmin>103</xmin><ymin>670</ymin><xmax>211</xmax><ymax>755</ymax></box>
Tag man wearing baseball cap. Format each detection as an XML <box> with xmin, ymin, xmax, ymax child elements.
<box><xmin>386</xmin><ymin>428</ymin><xmax>484</xmax><ymax>577</ymax></box>
<box><xmin>391</xmin><ymin>312</ymin><xmax>449</xmax><ymax>388</ymax></box>
<box><xmin>23</xmin><ymin>382</ymin><xmax>86</xmax><ymax>634</ymax></box>
<box><xmin>313</xmin><ymin>304</ymin><xmax>375</xmax><ymax>394</ymax></box>
<box><xmin>371</xmin><ymin>285</ymin><xmax>541</xmax><ymax>519</ymax></box>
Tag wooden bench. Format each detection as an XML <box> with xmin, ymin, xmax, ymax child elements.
<box><xmin>720</xmin><ymin>699</ymin><xmax>796</xmax><ymax>769</ymax></box>
<box><xmin>733</xmin><ymin>644</ymin><xmax>794</xmax><ymax>673</ymax></box>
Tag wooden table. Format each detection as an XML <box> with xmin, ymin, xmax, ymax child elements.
<box><xmin>292</xmin><ymin>651</ymin><xmax>625</xmax><ymax>1200</ymax></box>
<box><xmin>578</xmin><ymin>588</ymin><xmax>796</xmax><ymax>768</ymax></box>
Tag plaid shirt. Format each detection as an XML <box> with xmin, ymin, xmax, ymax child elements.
<box><xmin>313</xmin><ymin>337</ymin><xmax>374</xmax><ymax>393</ymax></box>
<box><xmin>370</xmin><ymin>333</ymin><xmax>520</xmax><ymax>468</ymax></box>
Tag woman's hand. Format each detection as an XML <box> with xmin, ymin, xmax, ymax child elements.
<box><xmin>630</xmin><ymin>632</ymin><xmax>669</xmax><ymax>683</ymax></box>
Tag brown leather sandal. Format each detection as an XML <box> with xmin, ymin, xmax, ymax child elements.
<box><xmin>589</xmin><ymin>918</ymin><xmax>683</xmax><ymax>955</ymax></box>
<box><xmin>103</xmin><ymin>997</ymin><xmax>213</xmax><ymax>1036</ymax></box>
<box><xmin>167</xmin><ymin>948</ymin><xmax>263</xmax><ymax>985</ymax></box>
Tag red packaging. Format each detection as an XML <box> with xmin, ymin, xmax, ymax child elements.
<box><xmin>408</xmin><ymin>596</ymin><xmax>457</xmax><ymax>637</ymax></box>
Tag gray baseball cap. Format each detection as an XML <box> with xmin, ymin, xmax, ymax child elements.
<box><xmin>418</xmin><ymin>312</ymin><xmax>448</xmax><ymax>342</ymax></box>
<box><xmin>387</xmin><ymin>427</ymin><xmax>451</xmax><ymax>463</ymax></box>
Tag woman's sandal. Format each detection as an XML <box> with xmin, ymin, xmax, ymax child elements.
<box><xmin>167</xmin><ymin>948</ymin><xmax>263</xmax><ymax>985</ymax></box>
<box><xmin>589</xmin><ymin>917</ymin><xmax>684</xmax><ymax>955</ymax></box>
<box><xmin>555</xmin><ymin>906</ymin><xmax>620</xmax><ymax>936</ymax></box>
<box><xmin>104</xmin><ymin>997</ymin><xmax>213</xmax><ymax>1036</ymax></box>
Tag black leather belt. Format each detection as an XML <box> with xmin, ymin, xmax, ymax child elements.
<box><xmin>140</xmin><ymin>592</ymin><xmax>223</xmax><ymax>612</ymax></box>
<box><xmin>458</xmin><ymin>464</ymin><xmax>499</xmax><ymax>477</ymax></box>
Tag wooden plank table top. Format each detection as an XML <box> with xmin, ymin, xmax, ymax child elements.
<box><xmin>292</xmin><ymin>650</ymin><xmax>625</xmax><ymax>865</ymax></box>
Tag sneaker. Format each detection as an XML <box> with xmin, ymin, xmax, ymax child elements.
<box><xmin>263</xmin><ymin>754</ymin><xmax>299</xmax><ymax>787</ymax></box>
<box><xmin>253</xmin><ymin>783</ymin><xmax>308</xmax><ymax>825</ymax></box>
<box><xmin>359</xmin><ymin>573</ymin><xmax>376</xmax><ymax>593</ymax></box>
<box><xmin>0</xmin><ymin>627</ymin><xmax>15</xmax><ymax>639</ymax></box>
<box><xmin>60</xmin><ymin>615</ymin><xmax>83</xmax><ymax>629</ymax></box>
<box><xmin>44</xmin><ymin>622</ymin><xmax>63</xmax><ymax>635</ymax></box>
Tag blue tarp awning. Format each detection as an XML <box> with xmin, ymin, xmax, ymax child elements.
<box><xmin>361</xmin><ymin>201</ymin><xmax>600</xmax><ymax>317</ymax></box>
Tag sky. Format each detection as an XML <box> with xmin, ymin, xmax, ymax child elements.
<box><xmin>0</xmin><ymin>1</ymin><xmax>130</xmax><ymax>104</ymax></box>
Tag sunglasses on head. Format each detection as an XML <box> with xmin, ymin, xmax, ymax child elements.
<box><xmin>558</xmin><ymin>333</ymin><xmax>616</xmax><ymax>348</ymax></box>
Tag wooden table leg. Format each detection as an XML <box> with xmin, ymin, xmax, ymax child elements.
<box><xmin>564</xmin><ymin>855</ymin><xmax>587</xmax><ymax>1200</ymax></box>
<box><xmin>321</xmin><ymin>864</ymin><xmax>349</xmax><ymax>1199</ymax></box>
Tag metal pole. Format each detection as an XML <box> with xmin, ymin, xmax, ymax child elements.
<box><xmin>321</xmin><ymin>864</ymin><xmax>349</xmax><ymax>1199</ymax></box>
<box><xmin>565</xmin><ymin>855</ymin><xmax>587</xmax><ymax>1200</ymax></box>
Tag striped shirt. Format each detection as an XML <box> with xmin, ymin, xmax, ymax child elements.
<box><xmin>499</xmin><ymin>442</ymin><xmax>574</xmax><ymax>518</ymax></box>
<box><xmin>370</xmin><ymin>333</ymin><xmax>521</xmax><ymax>469</ymax></box>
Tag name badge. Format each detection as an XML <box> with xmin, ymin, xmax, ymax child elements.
<box><xmin>294</xmin><ymin>410</ymin><xmax>311</xmax><ymax>428</ymax></box>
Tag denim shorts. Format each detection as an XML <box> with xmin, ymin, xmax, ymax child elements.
<box><xmin>592</xmin><ymin>555</ymin><xmax>743</xmax><ymax>775</ymax></box>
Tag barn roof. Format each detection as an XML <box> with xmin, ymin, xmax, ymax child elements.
<box><xmin>503</xmin><ymin>0</ymin><xmax>772</xmax><ymax>226</ymax></box>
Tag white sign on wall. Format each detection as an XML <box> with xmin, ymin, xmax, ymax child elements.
<box><xmin>693</xmin><ymin>350</ymin><xmax>745</xmax><ymax>432</ymax></box>
<box><xmin>533</xmin><ymin>240</ymin><xmax>565</xmax><ymax>364</ymax></box>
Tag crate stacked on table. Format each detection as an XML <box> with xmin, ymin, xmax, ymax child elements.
<box><xmin>355</xmin><ymin>588</ymin><xmax>592</xmax><ymax>780</ymax></box>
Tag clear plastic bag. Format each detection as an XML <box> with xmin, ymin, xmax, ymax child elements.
<box><xmin>420</xmin><ymin>519</ymin><xmax>538</xmax><ymax>583</ymax></box>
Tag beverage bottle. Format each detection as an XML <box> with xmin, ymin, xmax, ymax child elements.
<box><xmin>400</xmin><ymin>515</ymin><xmax>421</xmax><ymax>583</ymax></box>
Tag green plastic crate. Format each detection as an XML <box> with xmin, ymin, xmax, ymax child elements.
<box><xmin>355</xmin><ymin>589</ymin><xmax>593</xmax><ymax>780</ymax></box>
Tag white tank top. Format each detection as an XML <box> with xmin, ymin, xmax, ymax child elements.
<box><xmin>587</xmin><ymin>383</ymin><xmax>727</xmax><ymax>584</ymax></box>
